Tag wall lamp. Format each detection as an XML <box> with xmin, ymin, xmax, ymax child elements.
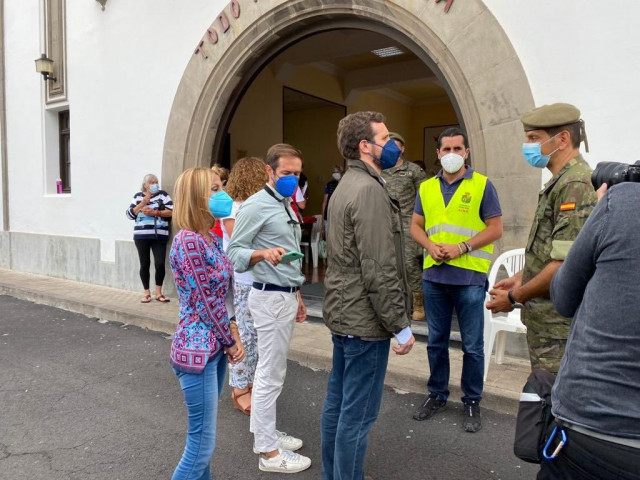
<box><xmin>34</xmin><ymin>54</ymin><xmax>56</xmax><ymax>82</ymax></box>
<box><xmin>96</xmin><ymin>0</ymin><xmax>107</xmax><ymax>10</ymax></box>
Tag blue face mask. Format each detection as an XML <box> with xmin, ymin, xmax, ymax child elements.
<box><xmin>522</xmin><ymin>135</ymin><xmax>559</xmax><ymax>169</ymax></box>
<box><xmin>368</xmin><ymin>139</ymin><xmax>402</xmax><ymax>170</ymax></box>
<box><xmin>149</xmin><ymin>184</ymin><xmax>159</xmax><ymax>194</ymax></box>
<box><xmin>208</xmin><ymin>190</ymin><xmax>233</xmax><ymax>218</ymax></box>
<box><xmin>273</xmin><ymin>173</ymin><xmax>299</xmax><ymax>198</ymax></box>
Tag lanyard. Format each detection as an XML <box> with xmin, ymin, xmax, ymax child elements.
<box><xmin>263</xmin><ymin>185</ymin><xmax>300</xmax><ymax>225</ymax></box>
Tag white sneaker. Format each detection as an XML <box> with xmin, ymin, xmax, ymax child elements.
<box><xmin>259</xmin><ymin>448</ymin><xmax>311</xmax><ymax>474</ymax></box>
<box><xmin>253</xmin><ymin>430</ymin><xmax>303</xmax><ymax>454</ymax></box>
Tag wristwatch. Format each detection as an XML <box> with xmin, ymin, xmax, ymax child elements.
<box><xmin>508</xmin><ymin>290</ymin><xmax>525</xmax><ymax>309</ymax></box>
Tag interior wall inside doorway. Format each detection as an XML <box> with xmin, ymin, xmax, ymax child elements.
<box><xmin>283</xmin><ymin>92</ymin><xmax>345</xmax><ymax>216</ymax></box>
<box><xmin>226</xmin><ymin>39</ymin><xmax>460</xmax><ymax>218</ymax></box>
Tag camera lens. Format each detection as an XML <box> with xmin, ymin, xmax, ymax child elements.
<box><xmin>628</xmin><ymin>166</ymin><xmax>640</xmax><ymax>183</ymax></box>
<box><xmin>591</xmin><ymin>162</ymin><xmax>628</xmax><ymax>190</ymax></box>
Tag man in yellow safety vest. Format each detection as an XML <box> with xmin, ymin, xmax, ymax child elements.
<box><xmin>410</xmin><ymin>127</ymin><xmax>503</xmax><ymax>433</ymax></box>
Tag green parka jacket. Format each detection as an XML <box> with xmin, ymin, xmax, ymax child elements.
<box><xmin>322</xmin><ymin>159</ymin><xmax>412</xmax><ymax>338</ymax></box>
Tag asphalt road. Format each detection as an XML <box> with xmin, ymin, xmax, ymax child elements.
<box><xmin>0</xmin><ymin>295</ymin><xmax>538</xmax><ymax>480</ymax></box>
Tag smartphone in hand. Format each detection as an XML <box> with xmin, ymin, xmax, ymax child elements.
<box><xmin>280</xmin><ymin>251</ymin><xmax>304</xmax><ymax>264</ymax></box>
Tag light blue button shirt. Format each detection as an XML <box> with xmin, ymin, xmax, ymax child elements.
<box><xmin>226</xmin><ymin>185</ymin><xmax>305</xmax><ymax>287</ymax></box>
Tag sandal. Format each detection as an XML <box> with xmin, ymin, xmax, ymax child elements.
<box><xmin>140</xmin><ymin>295</ymin><xmax>152</xmax><ymax>303</ymax></box>
<box><xmin>155</xmin><ymin>295</ymin><xmax>170</xmax><ymax>303</ymax></box>
<box><xmin>232</xmin><ymin>388</ymin><xmax>251</xmax><ymax>415</ymax></box>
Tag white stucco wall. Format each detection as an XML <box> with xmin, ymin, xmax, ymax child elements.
<box><xmin>484</xmin><ymin>0</ymin><xmax>640</xmax><ymax>169</ymax></box>
<box><xmin>4</xmin><ymin>0</ymin><xmax>228</xmax><ymax>261</ymax></box>
<box><xmin>3</xmin><ymin>0</ymin><xmax>640</xmax><ymax>268</ymax></box>
<box><xmin>4</xmin><ymin>0</ymin><xmax>42</xmax><ymax>235</ymax></box>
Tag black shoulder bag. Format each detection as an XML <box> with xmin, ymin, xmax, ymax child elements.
<box><xmin>513</xmin><ymin>369</ymin><xmax>557</xmax><ymax>463</ymax></box>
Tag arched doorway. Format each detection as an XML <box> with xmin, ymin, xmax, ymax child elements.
<box><xmin>163</xmin><ymin>0</ymin><xmax>538</xmax><ymax>249</ymax></box>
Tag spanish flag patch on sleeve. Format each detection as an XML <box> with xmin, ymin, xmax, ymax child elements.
<box><xmin>560</xmin><ymin>202</ymin><xmax>576</xmax><ymax>211</ymax></box>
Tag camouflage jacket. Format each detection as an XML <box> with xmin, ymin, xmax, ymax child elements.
<box><xmin>381</xmin><ymin>160</ymin><xmax>427</xmax><ymax>224</ymax></box>
<box><xmin>523</xmin><ymin>155</ymin><xmax>597</xmax><ymax>284</ymax></box>
<box><xmin>521</xmin><ymin>156</ymin><xmax>597</xmax><ymax>356</ymax></box>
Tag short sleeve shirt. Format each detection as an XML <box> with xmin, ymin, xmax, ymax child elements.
<box><xmin>413</xmin><ymin>167</ymin><xmax>502</xmax><ymax>286</ymax></box>
<box><xmin>324</xmin><ymin>180</ymin><xmax>339</xmax><ymax>219</ymax></box>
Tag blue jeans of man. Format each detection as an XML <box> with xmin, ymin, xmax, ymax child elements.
<box><xmin>172</xmin><ymin>350</ymin><xmax>227</xmax><ymax>480</ymax></box>
<box><xmin>423</xmin><ymin>280</ymin><xmax>485</xmax><ymax>403</ymax></box>
<box><xmin>321</xmin><ymin>334</ymin><xmax>390</xmax><ymax>480</ymax></box>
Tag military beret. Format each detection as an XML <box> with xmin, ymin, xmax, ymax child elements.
<box><xmin>521</xmin><ymin>103</ymin><xmax>581</xmax><ymax>131</ymax></box>
<box><xmin>389</xmin><ymin>132</ymin><xmax>406</xmax><ymax>145</ymax></box>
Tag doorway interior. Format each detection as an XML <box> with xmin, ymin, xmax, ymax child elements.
<box><xmin>220</xmin><ymin>28</ymin><xmax>461</xmax><ymax>284</ymax></box>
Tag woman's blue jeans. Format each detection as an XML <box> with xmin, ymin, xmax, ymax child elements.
<box><xmin>172</xmin><ymin>350</ymin><xmax>227</xmax><ymax>480</ymax></box>
<box><xmin>321</xmin><ymin>334</ymin><xmax>390</xmax><ymax>480</ymax></box>
<box><xmin>423</xmin><ymin>280</ymin><xmax>485</xmax><ymax>404</ymax></box>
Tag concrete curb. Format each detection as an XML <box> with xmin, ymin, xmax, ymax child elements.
<box><xmin>0</xmin><ymin>268</ymin><xmax>528</xmax><ymax>415</ymax></box>
<box><xmin>0</xmin><ymin>283</ymin><xmax>177</xmax><ymax>335</ymax></box>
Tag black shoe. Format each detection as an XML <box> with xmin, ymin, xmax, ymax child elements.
<box><xmin>413</xmin><ymin>394</ymin><xmax>446</xmax><ymax>421</ymax></box>
<box><xmin>463</xmin><ymin>401</ymin><xmax>482</xmax><ymax>433</ymax></box>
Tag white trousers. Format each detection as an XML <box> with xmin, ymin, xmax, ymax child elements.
<box><xmin>248</xmin><ymin>288</ymin><xmax>299</xmax><ymax>452</ymax></box>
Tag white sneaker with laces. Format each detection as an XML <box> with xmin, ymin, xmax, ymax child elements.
<box><xmin>259</xmin><ymin>448</ymin><xmax>311</xmax><ymax>473</ymax></box>
<box><xmin>253</xmin><ymin>430</ymin><xmax>303</xmax><ymax>454</ymax></box>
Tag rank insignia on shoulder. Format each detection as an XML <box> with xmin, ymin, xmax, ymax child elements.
<box><xmin>560</xmin><ymin>202</ymin><xmax>576</xmax><ymax>211</ymax></box>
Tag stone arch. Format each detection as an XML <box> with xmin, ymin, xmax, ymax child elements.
<box><xmin>162</xmin><ymin>0</ymin><xmax>538</xmax><ymax>248</ymax></box>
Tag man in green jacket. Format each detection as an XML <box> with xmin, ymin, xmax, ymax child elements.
<box><xmin>321</xmin><ymin>111</ymin><xmax>415</xmax><ymax>480</ymax></box>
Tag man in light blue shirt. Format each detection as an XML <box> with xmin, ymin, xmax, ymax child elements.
<box><xmin>227</xmin><ymin>143</ymin><xmax>311</xmax><ymax>474</ymax></box>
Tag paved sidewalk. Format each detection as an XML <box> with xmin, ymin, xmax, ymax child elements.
<box><xmin>0</xmin><ymin>268</ymin><xmax>530</xmax><ymax>414</ymax></box>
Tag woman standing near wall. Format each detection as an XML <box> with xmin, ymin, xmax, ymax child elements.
<box><xmin>169</xmin><ymin>167</ymin><xmax>245</xmax><ymax>479</ymax></box>
<box><xmin>221</xmin><ymin>157</ymin><xmax>268</xmax><ymax>415</ymax></box>
<box><xmin>125</xmin><ymin>173</ymin><xmax>173</xmax><ymax>303</ymax></box>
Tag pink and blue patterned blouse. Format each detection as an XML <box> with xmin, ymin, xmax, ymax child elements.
<box><xmin>170</xmin><ymin>230</ymin><xmax>235</xmax><ymax>374</ymax></box>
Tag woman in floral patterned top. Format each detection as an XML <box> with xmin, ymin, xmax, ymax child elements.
<box><xmin>169</xmin><ymin>167</ymin><xmax>245</xmax><ymax>480</ymax></box>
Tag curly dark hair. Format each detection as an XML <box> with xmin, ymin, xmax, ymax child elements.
<box><xmin>337</xmin><ymin>111</ymin><xmax>386</xmax><ymax>160</ymax></box>
<box><xmin>225</xmin><ymin>157</ymin><xmax>268</xmax><ymax>201</ymax></box>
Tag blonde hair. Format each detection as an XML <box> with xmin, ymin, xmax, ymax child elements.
<box><xmin>173</xmin><ymin>167</ymin><xmax>214</xmax><ymax>234</ymax></box>
<box><xmin>226</xmin><ymin>157</ymin><xmax>268</xmax><ymax>201</ymax></box>
<box><xmin>211</xmin><ymin>164</ymin><xmax>230</xmax><ymax>184</ymax></box>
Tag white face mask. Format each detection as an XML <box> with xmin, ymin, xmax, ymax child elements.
<box><xmin>440</xmin><ymin>153</ymin><xmax>465</xmax><ymax>174</ymax></box>
<box><xmin>332</xmin><ymin>172</ymin><xmax>341</xmax><ymax>181</ymax></box>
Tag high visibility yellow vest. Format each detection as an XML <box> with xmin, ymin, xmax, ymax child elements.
<box><xmin>420</xmin><ymin>173</ymin><xmax>493</xmax><ymax>273</ymax></box>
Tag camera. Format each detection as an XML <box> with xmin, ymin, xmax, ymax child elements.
<box><xmin>591</xmin><ymin>161</ymin><xmax>640</xmax><ymax>190</ymax></box>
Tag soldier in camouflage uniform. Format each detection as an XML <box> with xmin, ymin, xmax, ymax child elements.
<box><xmin>486</xmin><ymin>103</ymin><xmax>597</xmax><ymax>374</ymax></box>
<box><xmin>381</xmin><ymin>132</ymin><xmax>428</xmax><ymax>320</ymax></box>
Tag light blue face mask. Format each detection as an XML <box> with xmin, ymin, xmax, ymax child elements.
<box><xmin>208</xmin><ymin>190</ymin><xmax>233</xmax><ymax>218</ymax></box>
<box><xmin>522</xmin><ymin>135</ymin><xmax>559</xmax><ymax>169</ymax></box>
<box><xmin>149</xmin><ymin>184</ymin><xmax>159</xmax><ymax>194</ymax></box>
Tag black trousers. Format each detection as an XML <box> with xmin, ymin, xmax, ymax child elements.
<box><xmin>134</xmin><ymin>238</ymin><xmax>167</xmax><ymax>290</ymax></box>
<box><xmin>538</xmin><ymin>427</ymin><xmax>640</xmax><ymax>480</ymax></box>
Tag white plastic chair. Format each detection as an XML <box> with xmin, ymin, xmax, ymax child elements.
<box><xmin>483</xmin><ymin>248</ymin><xmax>527</xmax><ymax>381</ymax></box>
<box><xmin>299</xmin><ymin>214</ymin><xmax>322</xmax><ymax>268</ymax></box>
